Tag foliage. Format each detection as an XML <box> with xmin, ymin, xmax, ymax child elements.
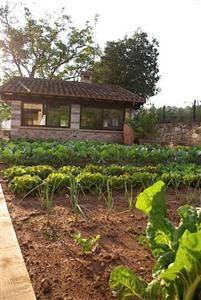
<box><xmin>73</xmin><ymin>232</ymin><xmax>100</xmax><ymax>253</ymax></box>
<box><xmin>128</xmin><ymin>105</ymin><xmax>158</xmax><ymax>138</ymax></box>
<box><xmin>0</xmin><ymin>3</ymin><xmax>99</xmax><ymax>80</ymax></box>
<box><xmin>67</xmin><ymin>175</ymin><xmax>85</xmax><ymax>222</ymax></box>
<box><xmin>3</xmin><ymin>165</ymin><xmax>53</xmax><ymax>180</ymax></box>
<box><xmin>9</xmin><ymin>174</ymin><xmax>42</xmax><ymax>195</ymax></box>
<box><xmin>0</xmin><ymin>101</ymin><xmax>10</xmax><ymax>126</ymax></box>
<box><xmin>110</xmin><ymin>181</ymin><xmax>201</xmax><ymax>299</ymax></box>
<box><xmin>92</xmin><ymin>29</ymin><xmax>160</xmax><ymax>99</ymax></box>
<box><xmin>105</xmin><ymin>178</ymin><xmax>114</xmax><ymax>220</ymax></box>
<box><xmin>44</xmin><ymin>172</ymin><xmax>70</xmax><ymax>194</ymax></box>
<box><xmin>1</xmin><ymin>139</ymin><xmax>201</xmax><ymax>166</ymax></box>
<box><xmin>38</xmin><ymin>182</ymin><xmax>55</xmax><ymax>224</ymax></box>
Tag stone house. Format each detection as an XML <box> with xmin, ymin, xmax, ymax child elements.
<box><xmin>0</xmin><ymin>75</ymin><xmax>145</xmax><ymax>143</ymax></box>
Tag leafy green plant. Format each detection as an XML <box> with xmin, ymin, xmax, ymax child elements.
<box><xmin>105</xmin><ymin>178</ymin><xmax>114</xmax><ymax>220</ymax></box>
<box><xmin>44</xmin><ymin>172</ymin><xmax>70</xmax><ymax>194</ymax></box>
<box><xmin>73</xmin><ymin>232</ymin><xmax>100</xmax><ymax>253</ymax></box>
<box><xmin>109</xmin><ymin>181</ymin><xmax>201</xmax><ymax>300</ymax></box>
<box><xmin>38</xmin><ymin>182</ymin><xmax>55</xmax><ymax>224</ymax></box>
<box><xmin>67</xmin><ymin>175</ymin><xmax>85</xmax><ymax>222</ymax></box>
<box><xmin>124</xmin><ymin>180</ymin><xmax>134</xmax><ymax>212</ymax></box>
<box><xmin>9</xmin><ymin>174</ymin><xmax>42</xmax><ymax>195</ymax></box>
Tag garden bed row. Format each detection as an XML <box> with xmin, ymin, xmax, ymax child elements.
<box><xmin>1</xmin><ymin>139</ymin><xmax>201</xmax><ymax>165</ymax></box>
<box><xmin>3</xmin><ymin>163</ymin><xmax>201</xmax><ymax>196</ymax></box>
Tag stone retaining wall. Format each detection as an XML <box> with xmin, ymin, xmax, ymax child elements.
<box><xmin>141</xmin><ymin>123</ymin><xmax>201</xmax><ymax>146</ymax></box>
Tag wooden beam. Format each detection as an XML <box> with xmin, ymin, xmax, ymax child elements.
<box><xmin>0</xmin><ymin>185</ymin><xmax>36</xmax><ymax>300</ymax></box>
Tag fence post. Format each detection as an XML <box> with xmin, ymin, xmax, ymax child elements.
<box><xmin>163</xmin><ymin>105</ymin><xmax>165</xmax><ymax>123</ymax></box>
<box><xmin>193</xmin><ymin>100</ymin><xmax>196</xmax><ymax>122</ymax></box>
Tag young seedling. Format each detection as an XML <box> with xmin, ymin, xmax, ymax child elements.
<box><xmin>73</xmin><ymin>232</ymin><xmax>100</xmax><ymax>254</ymax></box>
<box><xmin>124</xmin><ymin>180</ymin><xmax>134</xmax><ymax>213</ymax></box>
<box><xmin>38</xmin><ymin>182</ymin><xmax>55</xmax><ymax>225</ymax></box>
<box><xmin>105</xmin><ymin>178</ymin><xmax>114</xmax><ymax>220</ymax></box>
<box><xmin>68</xmin><ymin>175</ymin><xmax>86</xmax><ymax>222</ymax></box>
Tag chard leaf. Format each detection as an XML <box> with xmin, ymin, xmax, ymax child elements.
<box><xmin>160</xmin><ymin>230</ymin><xmax>201</xmax><ymax>300</ymax></box>
<box><xmin>109</xmin><ymin>265</ymin><xmax>148</xmax><ymax>299</ymax></box>
<box><xmin>136</xmin><ymin>181</ymin><xmax>166</xmax><ymax>217</ymax></box>
<box><xmin>136</xmin><ymin>181</ymin><xmax>175</xmax><ymax>258</ymax></box>
<box><xmin>176</xmin><ymin>205</ymin><xmax>201</xmax><ymax>240</ymax></box>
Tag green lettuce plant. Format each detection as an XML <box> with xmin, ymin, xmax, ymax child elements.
<box><xmin>109</xmin><ymin>181</ymin><xmax>201</xmax><ymax>300</ymax></box>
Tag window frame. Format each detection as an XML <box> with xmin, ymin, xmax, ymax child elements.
<box><xmin>80</xmin><ymin>104</ymin><xmax>125</xmax><ymax>131</ymax></box>
<box><xmin>21</xmin><ymin>101</ymin><xmax>71</xmax><ymax>128</ymax></box>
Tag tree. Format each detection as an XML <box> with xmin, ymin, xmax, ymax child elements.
<box><xmin>0</xmin><ymin>101</ymin><xmax>10</xmax><ymax>127</ymax></box>
<box><xmin>0</xmin><ymin>3</ymin><xmax>99</xmax><ymax>80</ymax></box>
<box><xmin>92</xmin><ymin>29</ymin><xmax>160</xmax><ymax>99</ymax></box>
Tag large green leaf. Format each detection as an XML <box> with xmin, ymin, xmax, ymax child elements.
<box><xmin>160</xmin><ymin>230</ymin><xmax>201</xmax><ymax>300</ymax></box>
<box><xmin>175</xmin><ymin>205</ymin><xmax>201</xmax><ymax>241</ymax></box>
<box><xmin>136</xmin><ymin>181</ymin><xmax>166</xmax><ymax>216</ymax></box>
<box><xmin>136</xmin><ymin>181</ymin><xmax>175</xmax><ymax>258</ymax></box>
<box><xmin>109</xmin><ymin>266</ymin><xmax>148</xmax><ymax>299</ymax></box>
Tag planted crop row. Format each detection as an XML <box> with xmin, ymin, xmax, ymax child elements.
<box><xmin>4</xmin><ymin>163</ymin><xmax>201</xmax><ymax>196</ymax></box>
<box><xmin>1</xmin><ymin>139</ymin><xmax>201</xmax><ymax>165</ymax></box>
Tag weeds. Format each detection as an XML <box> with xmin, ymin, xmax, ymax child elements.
<box><xmin>73</xmin><ymin>232</ymin><xmax>100</xmax><ymax>253</ymax></box>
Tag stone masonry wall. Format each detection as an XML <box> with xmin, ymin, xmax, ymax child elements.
<box><xmin>10</xmin><ymin>101</ymin><xmax>124</xmax><ymax>143</ymax></box>
<box><xmin>141</xmin><ymin>123</ymin><xmax>201</xmax><ymax>146</ymax></box>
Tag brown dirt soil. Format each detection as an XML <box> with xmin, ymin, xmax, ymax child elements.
<box><xmin>2</xmin><ymin>183</ymin><xmax>201</xmax><ymax>300</ymax></box>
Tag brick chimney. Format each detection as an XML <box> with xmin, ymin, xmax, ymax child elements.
<box><xmin>80</xmin><ymin>71</ymin><xmax>92</xmax><ymax>83</ymax></box>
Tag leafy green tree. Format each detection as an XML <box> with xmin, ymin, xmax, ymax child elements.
<box><xmin>128</xmin><ymin>105</ymin><xmax>158</xmax><ymax>139</ymax></box>
<box><xmin>0</xmin><ymin>101</ymin><xmax>10</xmax><ymax>127</ymax></box>
<box><xmin>92</xmin><ymin>29</ymin><xmax>160</xmax><ymax>99</ymax></box>
<box><xmin>0</xmin><ymin>3</ymin><xmax>99</xmax><ymax>80</ymax></box>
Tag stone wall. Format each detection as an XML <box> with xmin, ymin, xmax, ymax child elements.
<box><xmin>141</xmin><ymin>123</ymin><xmax>201</xmax><ymax>146</ymax></box>
<box><xmin>10</xmin><ymin>101</ymin><xmax>125</xmax><ymax>143</ymax></box>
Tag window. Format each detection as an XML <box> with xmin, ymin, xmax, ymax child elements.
<box><xmin>22</xmin><ymin>103</ymin><xmax>45</xmax><ymax>126</ymax></box>
<box><xmin>80</xmin><ymin>105</ymin><xmax>124</xmax><ymax>130</ymax></box>
<box><xmin>46</xmin><ymin>104</ymin><xmax>70</xmax><ymax>127</ymax></box>
<box><xmin>103</xmin><ymin>108</ymin><xmax>124</xmax><ymax>130</ymax></box>
<box><xmin>80</xmin><ymin>106</ymin><xmax>102</xmax><ymax>129</ymax></box>
<box><xmin>21</xmin><ymin>102</ymin><xmax>70</xmax><ymax>127</ymax></box>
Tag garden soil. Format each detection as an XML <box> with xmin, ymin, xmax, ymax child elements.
<box><xmin>3</xmin><ymin>183</ymin><xmax>200</xmax><ymax>300</ymax></box>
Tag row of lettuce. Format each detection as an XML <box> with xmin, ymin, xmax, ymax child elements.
<box><xmin>4</xmin><ymin>163</ymin><xmax>201</xmax><ymax>196</ymax></box>
<box><xmin>1</xmin><ymin>139</ymin><xmax>201</xmax><ymax>165</ymax></box>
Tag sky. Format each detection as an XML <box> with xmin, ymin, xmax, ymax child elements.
<box><xmin>1</xmin><ymin>0</ymin><xmax>201</xmax><ymax>108</ymax></box>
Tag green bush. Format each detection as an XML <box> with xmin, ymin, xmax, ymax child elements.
<box><xmin>9</xmin><ymin>175</ymin><xmax>42</xmax><ymax>195</ymax></box>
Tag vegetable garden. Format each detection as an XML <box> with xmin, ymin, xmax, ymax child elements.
<box><xmin>1</xmin><ymin>139</ymin><xmax>201</xmax><ymax>299</ymax></box>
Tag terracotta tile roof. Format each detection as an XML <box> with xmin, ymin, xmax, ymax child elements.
<box><xmin>0</xmin><ymin>77</ymin><xmax>145</xmax><ymax>104</ymax></box>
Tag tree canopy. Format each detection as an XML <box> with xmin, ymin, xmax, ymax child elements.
<box><xmin>92</xmin><ymin>30</ymin><xmax>160</xmax><ymax>99</ymax></box>
<box><xmin>0</xmin><ymin>3</ymin><xmax>99</xmax><ymax>81</ymax></box>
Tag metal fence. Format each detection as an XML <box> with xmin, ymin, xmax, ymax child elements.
<box><xmin>156</xmin><ymin>101</ymin><xmax>201</xmax><ymax>124</ymax></box>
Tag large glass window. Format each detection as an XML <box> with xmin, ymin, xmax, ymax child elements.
<box><xmin>80</xmin><ymin>105</ymin><xmax>124</xmax><ymax>130</ymax></box>
<box><xmin>46</xmin><ymin>104</ymin><xmax>70</xmax><ymax>127</ymax></box>
<box><xmin>103</xmin><ymin>108</ymin><xmax>124</xmax><ymax>130</ymax></box>
<box><xmin>22</xmin><ymin>103</ymin><xmax>45</xmax><ymax>126</ymax></box>
<box><xmin>21</xmin><ymin>102</ymin><xmax>70</xmax><ymax>127</ymax></box>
